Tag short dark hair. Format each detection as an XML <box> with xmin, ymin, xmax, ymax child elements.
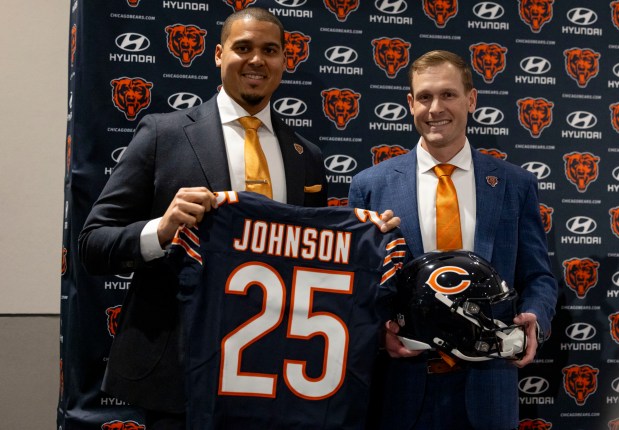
<box><xmin>408</xmin><ymin>50</ymin><xmax>474</xmax><ymax>93</ymax></box>
<box><xmin>221</xmin><ymin>7</ymin><xmax>285</xmax><ymax>47</ymax></box>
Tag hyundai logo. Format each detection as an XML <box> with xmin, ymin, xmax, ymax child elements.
<box><xmin>275</xmin><ymin>0</ymin><xmax>307</xmax><ymax>6</ymax></box>
<box><xmin>565</xmin><ymin>322</ymin><xmax>596</xmax><ymax>341</ymax></box>
<box><xmin>613</xmin><ymin>166</ymin><xmax>619</xmax><ymax>181</ymax></box>
<box><xmin>520</xmin><ymin>56</ymin><xmax>552</xmax><ymax>75</ymax></box>
<box><xmin>473</xmin><ymin>107</ymin><xmax>504</xmax><ymax>125</ymax></box>
<box><xmin>111</xmin><ymin>147</ymin><xmax>127</xmax><ymax>163</ymax></box>
<box><xmin>115</xmin><ymin>273</ymin><xmax>134</xmax><ymax>280</ymax></box>
<box><xmin>473</xmin><ymin>2</ymin><xmax>504</xmax><ymax>20</ymax></box>
<box><xmin>374</xmin><ymin>102</ymin><xmax>408</xmax><ymax>121</ymax></box>
<box><xmin>518</xmin><ymin>376</ymin><xmax>550</xmax><ymax>395</ymax></box>
<box><xmin>325</xmin><ymin>46</ymin><xmax>358</xmax><ymax>65</ymax></box>
<box><xmin>374</xmin><ymin>0</ymin><xmax>408</xmax><ymax>14</ymax></box>
<box><xmin>566</xmin><ymin>111</ymin><xmax>597</xmax><ymax>129</ymax></box>
<box><xmin>567</xmin><ymin>7</ymin><xmax>597</xmax><ymax>26</ymax></box>
<box><xmin>324</xmin><ymin>154</ymin><xmax>358</xmax><ymax>174</ymax></box>
<box><xmin>273</xmin><ymin>98</ymin><xmax>307</xmax><ymax>117</ymax></box>
<box><xmin>566</xmin><ymin>216</ymin><xmax>597</xmax><ymax>235</ymax></box>
<box><xmin>168</xmin><ymin>93</ymin><xmax>203</xmax><ymax>110</ymax></box>
<box><xmin>115</xmin><ymin>33</ymin><xmax>150</xmax><ymax>52</ymax></box>
<box><xmin>613</xmin><ymin>63</ymin><xmax>619</xmax><ymax>78</ymax></box>
<box><xmin>612</xmin><ymin>377</ymin><xmax>619</xmax><ymax>393</ymax></box>
<box><xmin>522</xmin><ymin>161</ymin><xmax>551</xmax><ymax>180</ymax></box>
<box><xmin>612</xmin><ymin>271</ymin><xmax>619</xmax><ymax>287</ymax></box>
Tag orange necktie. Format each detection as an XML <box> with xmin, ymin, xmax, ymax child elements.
<box><xmin>238</xmin><ymin>116</ymin><xmax>272</xmax><ymax>199</ymax></box>
<box><xmin>433</xmin><ymin>163</ymin><xmax>462</xmax><ymax>250</ymax></box>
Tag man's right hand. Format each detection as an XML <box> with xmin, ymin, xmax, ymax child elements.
<box><xmin>157</xmin><ymin>187</ymin><xmax>218</xmax><ymax>248</ymax></box>
<box><xmin>384</xmin><ymin>320</ymin><xmax>424</xmax><ymax>358</ymax></box>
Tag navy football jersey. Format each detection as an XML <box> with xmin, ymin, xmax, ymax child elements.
<box><xmin>170</xmin><ymin>191</ymin><xmax>407</xmax><ymax>430</ymax></box>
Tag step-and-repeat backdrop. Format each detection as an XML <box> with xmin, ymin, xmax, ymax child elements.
<box><xmin>60</xmin><ymin>1</ymin><xmax>619</xmax><ymax>428</ymax></box>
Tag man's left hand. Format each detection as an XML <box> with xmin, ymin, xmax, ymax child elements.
<box><xmin>512</xmin><ymin>312</ymin><xmax>539</xmax><ymax>368</ymax></box>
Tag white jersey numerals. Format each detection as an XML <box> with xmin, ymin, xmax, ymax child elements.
<box><xmin>219</xmin><ymin>262</ymin><xmax>353</xmax><ymax>400</ymax></box>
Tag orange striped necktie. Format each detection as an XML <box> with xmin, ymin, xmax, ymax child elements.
<box><xmin>238</xmin><ymin>116</ymin><xmax>273</xmax><ymax>199</ymax></box>
<box><xmin>433</xmin><ymin>163</ymin><xmax>462</xmax><ymax>250</ymax></box>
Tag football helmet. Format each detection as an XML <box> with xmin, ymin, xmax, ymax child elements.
<box><xmin>394</xmin><ymin>250</ymin><xmax>526</xmax><ymax>361</ymax></box>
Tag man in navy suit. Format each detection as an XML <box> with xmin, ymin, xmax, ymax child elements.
<box><xmin>348</xmin><ymin>50</ymin><xmax>557</xmax><ymax>430</ymax></box>
<box><xmin>79</xmin><ymin>7</ymin><xmax>398</xmax><ymax>429</ymax></box>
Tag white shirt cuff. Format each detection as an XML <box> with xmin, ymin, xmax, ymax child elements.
<box><xmin>140</xmin><ymin>217</ymin><xmax>166</xmax><ymax>262</ymax></box>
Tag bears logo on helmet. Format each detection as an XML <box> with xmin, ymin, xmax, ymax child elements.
<box><xmin>518</xmin><ymin>0</ymin><xmax>554</xmax><ymax>33</ymax></box>
<box><xmin>564</xmin><ymin>48</ymin><xmax>600</xmax><ymax>88</ymax></box>
<box><xmin>562</xmin><ymin>364</ymin><xmax>598</xmax><ymax>405</ymax></box>
<box><xmin>284</xmin><ymin>31</ymin><xmax>311</xmax><ymax>73</ymax></box>
<box><xmin>394</xmin><ymin>250</ymin><xmax>525</xmax><ymax>361</ymax></box>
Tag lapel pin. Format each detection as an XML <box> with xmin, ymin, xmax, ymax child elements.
<box><xmin>486</xmin><ymin>176</ymin><xmax>499</xmax><ymax>187</ymax></box>
<box><xmin>294</xmin><ymin>143</ymin><xmax>304</xmax><ymax>155</ymax></box>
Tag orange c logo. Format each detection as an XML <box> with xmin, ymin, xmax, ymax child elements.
<box><xmin>426</xmin><ymin>266</ymin><xmax>471</xmax><ymax>295</ymax></box>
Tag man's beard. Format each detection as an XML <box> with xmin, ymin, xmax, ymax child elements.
<box><xmin>241</xmin><ymin>92</ymin><xmax>265</xmax><ymax>107</ymax></box>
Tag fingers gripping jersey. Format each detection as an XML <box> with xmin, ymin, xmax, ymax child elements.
<box><xmin>169</xmin><ymin>191</ymin><xmax>407</xmax><ymax>430</ymax></box>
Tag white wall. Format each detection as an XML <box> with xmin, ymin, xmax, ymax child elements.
<box><xmin>0</xmin><ymin>0</ymin><xmax>69</xmax><ymax>313</ymax></box>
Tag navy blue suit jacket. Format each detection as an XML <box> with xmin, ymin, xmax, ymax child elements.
<box><xmin>348</xmin><ymin>146</ymin><xmax>557</xmax><ymax>430</ymax></box>
<box><xmin>79</xmin><ymin>95</ymin><xmax>327</xmax><ymax>412</ymax></box>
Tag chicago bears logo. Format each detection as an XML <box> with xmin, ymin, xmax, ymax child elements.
<box><xmin>562</xmin><ymin>364</ymin><xmax>598</xmax><ymax>405</ymax></box>
<box><xmin>609</xmin><ymin>312</ymin><xmax>619</xmax><ymax>345</ymax></box>
<box><xmin>518</xmin><ymin>418</ymin><xmax>552</xmax><ymax>430</ymax></box>
<box><xmin>518</xmin><ymin>0</ymin><xmax>554</xmax><ymax>33</ymax></box>
<box><xmin>106</xmin><ymin>305</ymin><xmax>122</xmax><ymax>337</ymax></box>
<box><xmin>165</xmin><ymin>24</ymin><xmax>207</xmax><ymax>67</ymax></box>
<box><xmin>126</xmin><ymin>0</ymin><xmax>140</xmax><ymax>7</ymax></box>
<box><xmin>610</xmin><ymin>102</ymin><xmax>619</xmax><ymax>133</ymax></box>
<box><xmin>371</xmin><ymin>144</ymin><xmax>409</xmax><ymax>165</ymax></box>
<box><xmin>223</xmin><ymin>0</ymin><xmax>257</xmax><ymax>11</ymax></box>
<box><xmin>372</xmin><ymin>38</ymin><xmax>411</xmax><ymax>79</ymax></box>
<box><xmin>610</xmin><ymin>418</ymin><xmax>619</xmax><ymax>430</ymax></box>
<box><xmin>61</xmin><ymin>247</ymin><xmax>68</xmax><ymax>276</ymax></box>
<box><xmin>564</xmin><ymin>48</ymin><xmax>600</xmax><ymax>88</ymax></box>
<box><xmin>563</xmin><ymin>257</ymin><xmax>599</xmax><ymax>298</ymax></box>
<box><xmin>539</xmin><ymin>203</ymin><xmax>553</xmax><ymax>233</ymax></box>
<box><xmin>102</xmin><ymin>420</ymin><xmax>146</xmax><ymax>430</ymax></box>
<box><xmin>70</xmin><ymin>24</ymin><xmax>77</xmax><ymax>66</ymax></box>
<box><xmin>563</xmin><ymin>151</ymin><xmax>600</xmax><ymax>193</ymax></box>
<box><xmin>324</xmin><ymin>0</ymin><xmax>360</xmax><ymax>22</ymax></box>
<box><xmin>66</xmin><ymin>135</ymin><xmax>72</xmax><ymax>174</ymax></box>
<box><xmin>470</xmin><ymin>43</ymin><xmax>507</xmax><ymax>84</ymax></box>
<box><xmin>478</xmin><ymin>148</ymin><xmax>507</xmax><ymax>160</ymax></box>
<box><xmin>612</xmin><ymin>1</ymin><xmax>619</xmax><ymax>30</ymax></box>
<box><xmin>426</xmin><ymin>266</ymin><xmax>471</xmax><ymax>295</ymax></box>
<box><xmin>284</xmin><ymin>31</ymin><xmax>311</xmax><ymax>73</ymax></box>
<box><xmin>423</xmin><ymin>0</ymin><xmax>458</xmax><ymax>28</ymax></box>
<box><xmin>328</xmin><ymin>198</ymin><xmax>349</xmax><ymax>206</ymax></box>
<box><xmin>610</xmin><ymin>207</ymin><xmax>619</xmax><ymax>239</ymax></box>
<box><xmin>59</xmin><ymin>359</ymin><xmax>64</xmax><ymax>398</ymax></box>
<box><xmin>110</xmin><ymin>77</ymin><xmax>153</xmax><ymax>121</ymax></box>
<box><xmin>517</xmin><ymin>97</ymin><xmax>554</xmax><ymax>138</ymax></box>
<box><xmin>321</xmin><ymin>88</ymin><xmax>361</xmax><ymax>130</ymax></box>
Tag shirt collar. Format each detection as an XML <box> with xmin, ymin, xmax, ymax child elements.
<box><xmin>417</xmin><ymin>138</ymin><xmax>473</xmax><ymax>173</ymax></box>
<box><xmin>217</xmin><ymin>88</ymin><xmax>274</xmax><ymax>134</ymax></box>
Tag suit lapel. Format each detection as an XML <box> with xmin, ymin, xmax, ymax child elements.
<box><xmin>183</xmin><ymin>96</ymin><xmax>232</xmax><ymax>192</ymax></box>
<box><xmin>272</xmin><ymin>113</ymin><xmax>305</xmax><ymax>206</ymax></box>
<box><xmin>392</xmin><ymin>151</ymin><xmax>425</xmax><ymax>256</ymax></box>
<box><xmin>472</xmin><ymin>149</ymin><xmax>505</xmax><ymax>261</ymax></box>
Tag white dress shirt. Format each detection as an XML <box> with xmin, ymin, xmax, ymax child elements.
<box><xmin>416</xmin><ymin>139</ymin><xmax>476</xmax><ymax>253</ymax></box>
<box><xmin>140</xmin><ymin>89</ymin><xmax>287</xmax><ymax>261</ymax></box>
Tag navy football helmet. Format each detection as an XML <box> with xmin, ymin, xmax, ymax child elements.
<box><xmin>393</xmin><ymin>250</ymin><xmax>525</xmax><ymax>361</ymax></box>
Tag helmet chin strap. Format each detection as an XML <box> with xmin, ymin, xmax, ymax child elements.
<box><xmin>432</xmin><ymin>292</ymin><xmax>526</xmax><ymax>361</ymax></box>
